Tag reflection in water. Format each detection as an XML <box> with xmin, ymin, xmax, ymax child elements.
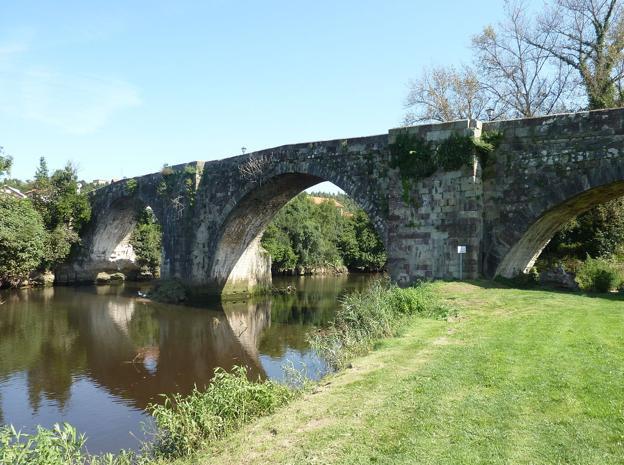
<box><xmin>0</xmin><ymin>274</ymin><xmax>375</xmax><ymax>453</ymax></box>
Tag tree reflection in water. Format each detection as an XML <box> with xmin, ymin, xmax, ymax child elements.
<box><xmin>0</xmin><ymin>274</ymin><xmax>375</xmax><ymax>453</ymax></box>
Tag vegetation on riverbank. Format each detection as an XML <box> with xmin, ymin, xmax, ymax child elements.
<box><xmin>178</xmin><ymin>282</ymin><xmax>624</xmax><ymax>465</ymax></box>
<box><xmin>261</xmin><ymin>192</ymin><xmax>386</xmax><ymax>274</ymax></box>
<box><xmin>309</xmin><ymin>280</ymin><xmax>456</xmax><ymax>369</ymax></box>
<box><xmin>0</xmin><ymin>159</ymin><xmax>91</xmax><ymax>288</ymax></box>
<box><xmin>2</xmin><ymin>282</ymin><xmax>623</xmax><ymax>464</ymax></box>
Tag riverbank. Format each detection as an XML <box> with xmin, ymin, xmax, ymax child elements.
<box><xmin>171</xmin><ymin>282</ymin><xmax>624</xmax><ymax>465</ymax></box>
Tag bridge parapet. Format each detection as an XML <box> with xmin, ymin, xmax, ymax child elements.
<box><xmin>63</xmin><ymin>108</ymin><xmax>624</xmax><ymax>294</ymax></box>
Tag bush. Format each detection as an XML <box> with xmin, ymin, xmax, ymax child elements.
<box><xmin>0</xmin><ymin>196</ymin><xmax>47</xmax><ymax>287</ymax></box>
<box><xmin>0</xmin><ymin>423</ymin><xmax>134</xmax><ymax>465</ymax></box>
<box><xmin>147</xmin><ymin>366</ymin><xmax>295</xmax><ymax>459</ymax></box>
<box><xmin>130</xmin><ymin>208</ymin><xmax>162</xmax><ymax>275</ymax></box>
<box><xmin>147</xmin><ymin>279</ymin><xmax>188</xmax><ymax>303</ymax></box>
<box><xmin>309</xmin><ymin>279</ymin><xmax>457</xmax><ymax>369</ymax></box>
<box><xmin>575</xmin><ymin>257</ymin><xmax>623</xmax><ymax>293</ymax></box>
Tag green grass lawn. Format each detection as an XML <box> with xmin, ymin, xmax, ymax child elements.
<box><xmin>173</xmin><ymin>282</ymin><xmax>624</xmax><ymax>465</ymax></box>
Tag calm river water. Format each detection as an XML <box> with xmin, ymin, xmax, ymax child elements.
<box><xmin>0</xmin><ymin>275</ymin><xmax>375</xmax><ymax>454</ymax></box>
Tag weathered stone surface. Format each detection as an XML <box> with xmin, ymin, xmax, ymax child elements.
<box><xmin>95</xmin><ymin>272</ymin><xmax>111</xmax><ymax>284</ymax></box>
<box><xmin>31</xmin><ymin>271</ymin><xmax>55</xmax><ymax>287</ymax></box>
<box><xmin>540</xmin><ymin>266</ymin><xmax>579</xmax><ymax>291</ymax></box>
<box><xmin>63</xmin><ymin>108</ymin><xmax>624</xmax><ymax>294</ymax></box>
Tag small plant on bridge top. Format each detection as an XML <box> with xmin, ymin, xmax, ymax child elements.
<box><xmin>473</xmin><ymin>130</ymin><xmax>503</xmax><ymax>169</ymax></box>
<box><xmin>239</xmin><ymin>153</ymin><xmax>270</xmax><ymax>183</ymax></box>
<box><xmin>125</xmin><ymin>178</ymin><xmax>138</xmax><ymax>194</ymax></box>
<box><xmin>156</xmin><ymin>164</ymin><xmax>198</xmax><ymax>208</ymax></box>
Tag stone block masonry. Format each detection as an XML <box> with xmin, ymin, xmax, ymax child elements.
<box><xmin>62</xmin><ymin>108</ymin><xmax>624</xmax><ymax>295</ymax></box>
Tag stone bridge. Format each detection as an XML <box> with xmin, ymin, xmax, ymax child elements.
<box><xmin>57</xmin><ymin>108</ymin><xmax>624</xmax><ymax>295</ymax></box>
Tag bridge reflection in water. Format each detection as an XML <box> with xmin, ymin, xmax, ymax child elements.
<box><xmin>0</xmin><ymin>274</ymin><xmax>374</xmax><ymax>453</ymax></box>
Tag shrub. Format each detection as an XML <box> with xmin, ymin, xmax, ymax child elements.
<box><xmin>0</xmin><ymin>196</ymin><xmax>47</xmax><ymax>286</ymax></box>
<box><xmin>575</xmin><ymin>256</ymin><xmax>623</xmax><ymax>293</ymax></box>
<box><xmin>147</xmin><ymin>366</ymin><xmax>295</xmax><ymax>459</ymax></box>
<box><xmin>0</xmin><ymin>423</ymin><xmax>134</xmax><ymax>465</ymax></box>
<box><xmin>147</xmin><ymin>279</ymin><xmax>188</xmax><ymax>303</ymax></box>
<box><xmin>309</xmin><ymin>279</ymin><xmax>457</xmax><ymax>369</ymax></box>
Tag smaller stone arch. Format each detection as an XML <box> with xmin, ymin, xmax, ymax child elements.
<box><xmin>496</xmin><ymin>180</ymin><xmax>624</xmax><ymax>277</ymax></box>
<box><xmin>58</xmin><ymin>193</ymin><xmax>163</xmax><ymax>283</ymax></box>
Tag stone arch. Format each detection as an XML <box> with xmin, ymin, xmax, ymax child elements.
<box><xmin>207</xmin><ymin>168</ymin><xmax>387</xmax><ymax>295</ymax></box>
<box><xmin>496</xmin><ymin>180</ymin><xmax>624</xmax><ymax>277</ymax></box>
<box><xmin>83</xmin><ymin>195</ymin><xmax>163</xmax><ymax>278</ymax></box>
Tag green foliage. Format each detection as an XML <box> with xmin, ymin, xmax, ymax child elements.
<box><xmin>125</xmin><ymin>178</ymin><xmax>138</xmax><ymax>194</ymax></box>
<box><xmin>436</xmin><ymin>133</ymin><xmax>475</xmax><ymax>171</ymax></box>
<box><xmin>389</xmin><ymin>131</ymin><xmax>436</xmax><ymax>180</ymax></box>
<box><xmin>147</xmin><ymin>366</ymin><xmax>295</xmax><ymax>460</ymax></box>
<box><xmin>42</xmin><ymin>225</ymin><xmax>80</xmax><ymax>271</ymax></box>
<box><xmin>495</xmin><ymin>267</ymin><xmax>540</xmax><ymax>289</ymax></box>
<box><xmin>0</xmin><ymin>196</ymin><xmax>47</xmax><ymax>286</ymax></box>
<box><xmin>0</xmin><ymin>423</ymin><xmax>135</xmax><ymax>465</ymax></box>
<box><xmin>473</xmin><ymin>130</ymin><xmax>503</xmax><ymax>168</ymax></box>
<box><xmin>147</xmin><ymin>279</ymin><xmax>188</xmax><ymax>303</ymax></box>
<box><xmin>28</xmin><ymin>161</ymin><xmax>91</xmax><ymax>271</ymax></box>
<box><xmin>338</xmin><ymin>210</ymin><xmax>387</xmax><ymax>271</ymax></box>
<box><xmin>543</xmin><ymin>198</ymin><xmax>624</xmax><ymax>262</ymax></box>
<box><xmin>0</xmin><ymin>146</ymin><xmax>12</xmax><ymax>177</ymax></box>
<box><xmin>575</xmin><ymin>257</ymin><xmax>623</xmax><ymax>293</ymax></box>
<box><xmin>389</xmin><ymin>130</ymin><xmax>502</xmax><ymax>205</ymax></box>
<box><xmin>261</xmin><ymin>193</ymin><xmax>386</xmax><ymax>273</ymax></box>
<box><xmin>130</xmin><ymin>208</ymin><xmax>162</xmax><ymax>275</ymax></box>
<box><xmin>309</xmin><ymin>280</ymin><xmax>457</xmax><ymax>369</ymax></box>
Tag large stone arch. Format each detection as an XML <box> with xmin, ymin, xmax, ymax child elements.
<box><xmin>189</xmin><ymin>135</ymin><xmax>391</xmax><ymax>295</ymax></box>
<box><xmin>209</xmin><ymin>171</ymin><xmax>387</xmax><ymax>294</ymax></box>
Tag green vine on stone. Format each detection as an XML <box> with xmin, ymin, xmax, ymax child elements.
<box><xmin>389</xmin><ymin>129</ymin><xmax>503</xmax><ymax>206</ymax></box>
<box><xmin>125</xmin><ymin>178</ymin><xmax>138</xmax><ymax>194</ymax></box>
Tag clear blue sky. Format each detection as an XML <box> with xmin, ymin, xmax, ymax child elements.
<box><xmin>1</xmin><ymin>0</ymin><xmax>509</xmax><ymax>183</ymax></box>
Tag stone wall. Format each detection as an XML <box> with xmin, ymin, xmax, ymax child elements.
<box><xmin>387</xmin><ymin>120</ymin><xmax>483</xmax><ymax>282</ymax></box>
<box><xmin>66</xmin><ymin>108</ymin><xmax>624</xmax><ymax>294</ymax></box>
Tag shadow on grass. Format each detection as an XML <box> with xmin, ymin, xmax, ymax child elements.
<box><xmin>447</xmin><ymin>278</ymin><xmax>624</xmax><ymax>302</ymax></box>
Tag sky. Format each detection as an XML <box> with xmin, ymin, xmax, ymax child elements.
<box><xmin>0</xmin><ymin>0</ymin><xmax>511</xmax><ymax>186</ymax></box>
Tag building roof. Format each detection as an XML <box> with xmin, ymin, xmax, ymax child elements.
<box><xmin>0</xmin><ymin>185</ymin><xmax>27</xmax><ymax>199</ymax></box>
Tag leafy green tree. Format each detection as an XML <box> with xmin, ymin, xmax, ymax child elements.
<box><xmin>339</xmin><ymin>210</ymin><xmax>387</xmax><ymax>271</ymax></box>
<box><xmin>30</xmin><ymin>161</ymin><xmax>91</xmax><ymax>270</ymax></box>
<box><xmin>130</xmin><ymin>208</ymin><xmax>162</xmax><ymax>275</ymax></box>
<box><xmin>0</xmin><ymin>197</ymin><xmax>46</xmax><ymax>286</ymax></box>
<box><xmin>261</xmin><ymin>193</ymin><xmax>386</xmax><ymax>273</ymax></box>
<box><xmin>543</xmin><ymin>198</ymin><xmax>624</xmax><ymax>261</ymax></box>
<box><xmin>0</xmin><ymin>147</ymin><xmax>12</xmax><ymax>177</ymax></box>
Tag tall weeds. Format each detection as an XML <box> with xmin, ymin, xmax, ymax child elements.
<box><xmin>0</xmin><ymin>423</ymin><xmax>134</xmax><ymax>465</ymax></box>
<box><xmin>309</xmin><ymin>279</ymin><xmax>456</xmax><ymax>369</ymax></box>
<box><xmin>146</xmin><ymin>366</ymin><xmax>295</xmax><ymax>460</ymax></box>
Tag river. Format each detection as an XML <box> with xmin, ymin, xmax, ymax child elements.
<box><xmin>0</xmin><ymin>274</ymin><xmax>376</xmax><ymax>454</ymax></box>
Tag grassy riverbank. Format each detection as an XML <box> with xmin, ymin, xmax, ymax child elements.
<box><xmin>173</xmin><ymin>282</ymin><xmax>624</xmax><ymax>465</ymax></box>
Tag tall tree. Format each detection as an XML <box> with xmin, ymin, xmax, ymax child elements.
<box><xmin>0</xmin><ymin>147</ymin><xmax>12</xmax><ymax>178</ymax></box>
<box><xmin>472</xmin><ymin>0</ymin><xmax>578</xmax><ymax>118</ymax></box>
<box><xmin>404</xmin><ymin>66</ymin><xmax>493</xmax><ymax>124</ymax></box>
<box><xmin>531</xmin><ymin>0</ymin><xmax>624</xmax><ymax>109</ymax></box>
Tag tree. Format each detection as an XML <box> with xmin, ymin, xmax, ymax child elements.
<box><xmin>531</xmin><ymin>0</ymin><xmax>624</xmax><ymax>110</ymax></box>
<box><xmin>542</xmin><ymin>197</ymin><xmax>624</xmax><ymax>261</ymax></box>
<box><xmin>472</xmin><ymin>0</ymin><xmax>578</xmax><ymax>118</ymax></box>
<box><xmin>339</xmin><ymin>210</ymin><xmax>387</xmax><ymax>271</ymax></box>
<box><xmin>44</xmin><ymin>163</ymin><xmax>91</xmax><ymax>231</ymax></box>
<box><xmin>404</xmin><ymin>66</ymin><xmax>492</xmax><ymax>124</ymax></box>
<box><xmin>0</xmin><ymin>196</ymin><xmax>46</xmax><ymax>287</ymax></box>
<box><xmin>31</xmin><ymin>161</ymin><xmax>91</xmax><ymax>270</ymax></box>
<box><xmin>0</xmin><ymin>147</ymin><xmax>12</xmax><ymax>178</ymax></box>
<box><xmin>130</xmin><ymin>208</ymin><xmax>162</xmax><ymax>275</ymax></box>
